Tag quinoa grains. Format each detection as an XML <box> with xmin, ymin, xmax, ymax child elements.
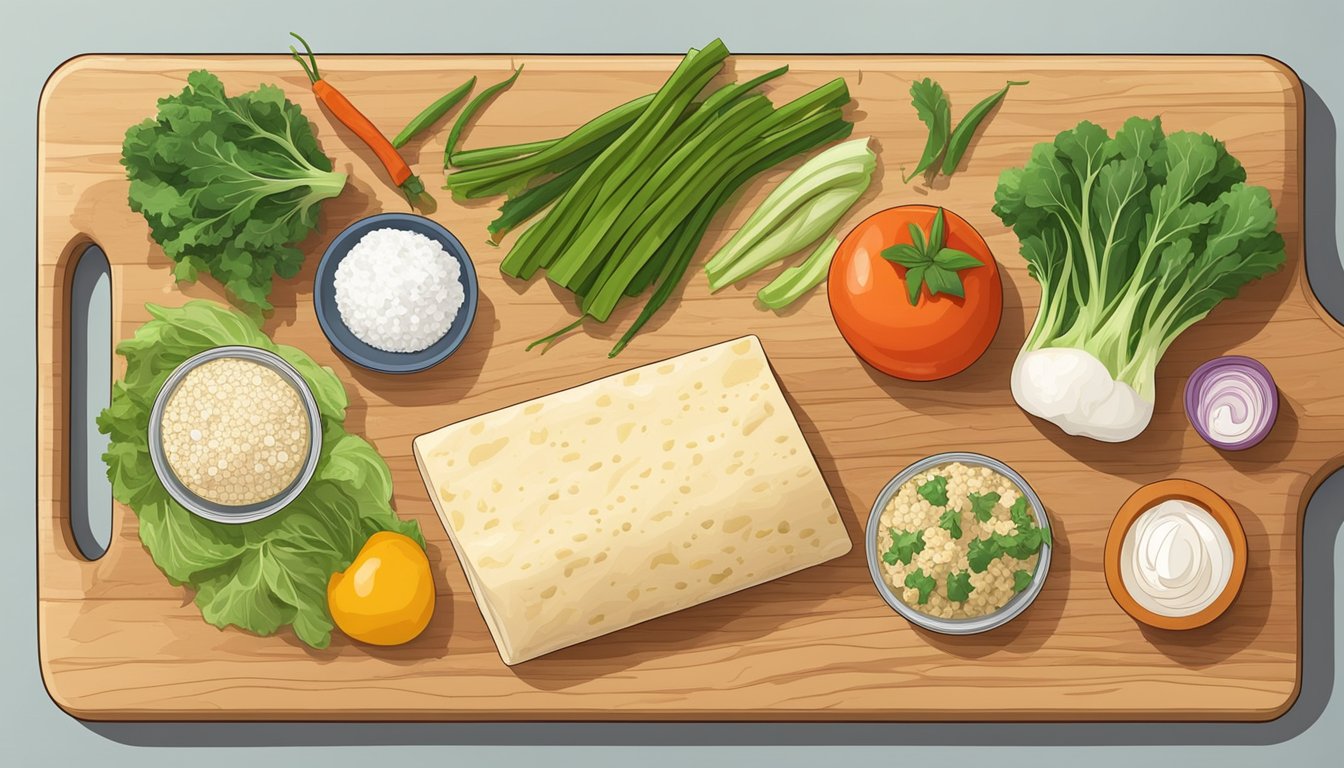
<box><xmin>876</xmin><ymin>461</ymin><xmax>1045</xmax><ymax>620</ymax></box>
<box><xmin>160</xmin><ymin>357</ymin><xmax>311</xmax><ymax>506</ymax></box>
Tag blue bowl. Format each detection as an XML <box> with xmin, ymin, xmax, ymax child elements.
<box><xmin>314</xmin><ymin>213</ymin><xmax>479</xmax><ymax>374</ymax></box>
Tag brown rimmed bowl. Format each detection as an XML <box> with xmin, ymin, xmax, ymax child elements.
<box><xmin>1104</xmin><ymin>478</ymin><xmax>1247</xmax><ymax>630</ymax></box>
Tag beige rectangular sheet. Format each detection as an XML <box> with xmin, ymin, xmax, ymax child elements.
<box><xmin>414</xmin><ymin>336</ymin><xmax>851</xmax><ymax>665</ymax></box>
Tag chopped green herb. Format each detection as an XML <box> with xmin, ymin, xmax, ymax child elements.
<box><xmin>1008</xmin><ymin>496</ymin><xmax>1051</xmax><ymax>546</ymax></box>
<box><xmin>968</xmin><ymin>491</ymin><xmax>1000</xmax><ymax>522</ymax></box>
<box><xmin>1009</xmin><ymin>496</ymin><xmax>1032</xmax><ymax>529</ymax></box>
<box><xmin>916</xmin><ymin>474</ymin><xmax>949</xmax><ymax>506</ymax></box>
<box><xmin>1012</xmin><ymin>569</ymin><xmax>1034</xmax><ymax>593</ymax></box>
<box><xmin>947</xmin><ymin>570</ymin><xmax>975</xmax><ymax>602</ymax></box>
<box><xmin>905</xmin><ymin>568</ymin><xmax>937</xmax><ymax>604</ymax></box>
<box><xmin>938</xmin><ymin>507</ymin><xmax>963</xmax><ymax>539</ymax></box>
<box><xmin>967</xmin><ymin>536</ymin><xmax>999</xmax><ymax>573</ymax></box>
<box><xmin>883</xmin><ymin>529</ymin><xmax>926</xmax><ymax>566</ymax></box>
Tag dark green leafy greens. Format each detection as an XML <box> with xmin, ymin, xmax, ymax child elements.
<box><xmin>904</xmin><ymin>568</ymin><xmax>937</xmax><ymax>604</ymax></box>
<box><xmin>883</xmin><ymin>529</ymin><xmax>926</xmax><ymax>566</ymax></box>
<box><xmin>968</xmin><ymin>491</ymin><xmax>1000</xmax><ymax>522</ymax></box>
<box><xmin>121</xmin><ymin>71</ymin><xmax>346</xmax><ymax>314</ymax></box>
<box><xmin>916</xmin><ymin>475</ymin><xmax>949</xmax><ymax>506</ymax></box>
<box><xmin>97</xmin><ymin>301</ymin><xmax>423</xmax><ymax>648</ymax></box>
<box><xmin>947</xmin><ymin>570</ymin><xmax>975</xmax><ymax>602</ymax></box>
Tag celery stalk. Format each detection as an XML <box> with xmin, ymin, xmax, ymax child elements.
<box><xmin>757</xmin><ymin>236</ymin><xmax>839</xmax><ymax>309</ymax></box>
<box><xmin>704</xmin><ymin>138</ymin><xmax>874</xmax><ymax>289</ymax></box>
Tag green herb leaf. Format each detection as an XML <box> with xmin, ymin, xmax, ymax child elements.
<box><xmin>941</xmin><ymin>80</ymin><xmax>1028</xmax><ymax>176</ymax></box>
<box><xmin>905</xmin><ymin>568</ymin><xmax>937</xmax><ymax>604</ymax></box>
<box><xmin>938</xmin><ymin>508</ymin><xmax>963</xmax><ymax>539</ymax></box>
<box><xmin>968</xmin><ymin>491</ymin><xmax>1000</xmax><ymax>522</ymax></box>
<box><xmin>1009</xmin><ymin>496</ymin><xmax>1033</xmax><ymax>531</ymax></box>
<box><xmin>1012</xmin><ymin>569</ymin><xmax>1034</xmax><ymax>593</ymax></box>
<box><xmin>967</xmin><ymin>536</ymin><xmax>1000</xmax><ymax>573</ymax></box>
<box><xmin>916</xmin><ymin>475</ymin><xmax>950</xmax><ymax>506</ymax></box>
<box><xmin>883</xmin><ymin>529</ymin><xmax>926</xmax><ymax>566</ymax></box>
<box><xmin>947</xmin><ymin>570</ymin><xmax>975</xmax><ymax>602</ymax></box>
<box><xmin>902</xmin><ymin>78</ymin><xmax>951</xmax><ymax>183</ymax></box>
<box><xmin>97</xmin><ymin>301</ymin><xmax>424</xmax><ymax>648</ymax></box>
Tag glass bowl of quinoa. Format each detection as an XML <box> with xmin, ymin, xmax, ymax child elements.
<box><xmin>866</xmin><ymin>451</ymin><xmax>1052</xmax><ymax>634</ymax></box>
<box><xmin>148</xmin><ymin>346</ymin><xmax>323</xmax><ymax>524</ymax></box>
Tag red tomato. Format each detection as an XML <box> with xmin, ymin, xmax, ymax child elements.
<box><xmin>828</xmin><ymin>205</ymin><xmax>1002</xmax><ymax>381</ymax></box>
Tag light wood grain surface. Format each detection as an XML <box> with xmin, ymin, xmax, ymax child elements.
<box><xmin>36</xmin><ymin>54</ymin><xmax>1336</xmax><ymax>721</ymax></box>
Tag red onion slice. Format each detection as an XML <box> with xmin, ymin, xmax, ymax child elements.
<box><xmin>1184</xmin><ymin>356</ymin><xmax>1278</xmax><ymax>450</ymax></box>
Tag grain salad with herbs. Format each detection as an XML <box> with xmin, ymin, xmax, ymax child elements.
<box><xmin>876</xmin><ymin>461</ymin><xmax>1050</xmax><ymax>619</ymax></box>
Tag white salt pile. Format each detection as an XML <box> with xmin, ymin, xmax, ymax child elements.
<box><xmin>333</xmin><ymin>228</ymin><xmax>464</xmax><ymax>353</ymax></box>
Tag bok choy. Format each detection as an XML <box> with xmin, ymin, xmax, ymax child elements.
<box><xmin>992</xmin><ymin>116</ymin><xmax>1285</xmax><ymax>442</ymax></box>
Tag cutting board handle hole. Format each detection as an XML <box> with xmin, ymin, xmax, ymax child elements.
<box><xmin>66</xmin><ymin>241</ymin><xmax>112</xmax><ymax>561</ymax></box>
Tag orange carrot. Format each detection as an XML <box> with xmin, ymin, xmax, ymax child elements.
<box><xmin>290</xmin><ymin>33</ymin><xmax>435</xmax><ymax>212</ymax></box>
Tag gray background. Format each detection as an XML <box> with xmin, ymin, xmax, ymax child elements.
<box><xmin>4</xmin><ymin>0</ymin><xmax>1342</xmax><ymax>763</ymax></box>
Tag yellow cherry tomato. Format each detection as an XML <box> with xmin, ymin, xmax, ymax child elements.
<box><xmin>327</xmin><ymin>531</ymin><xmax>435</xmax><ymax>646</ymax></box>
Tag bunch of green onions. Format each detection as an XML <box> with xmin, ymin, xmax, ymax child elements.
<box><xmin>445</xmin><ymin>39</ymin><xmax>852</xmax><ymax>356</ymax></box>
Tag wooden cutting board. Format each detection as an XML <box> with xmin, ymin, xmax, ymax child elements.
<box><xmin>37</xmin><ymin>54</ymin><xmax>1337</xmax><ymax>722</ymax></box>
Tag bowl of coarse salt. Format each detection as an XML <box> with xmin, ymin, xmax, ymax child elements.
<box><xmin>314</xmin><ymin>212</ymin><xmax>478</xmax><ymax>374</ymax></box>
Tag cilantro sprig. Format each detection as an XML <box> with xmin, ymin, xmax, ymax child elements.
<box><xmin>905</xmin><ymin>568</ymin><xmax>937</xmax><ymax>604</ymax></box>
<box><xmin>947</xmin><ymin>570</ymin><xmax>975</xmax><ymax>603</ymax></box>
<box><xmin>938</xmin><ymin>507</ymin><xmax>963</xmax><ymax>539</ymax></box>
<box><xmin>883</xmin><ymin>529</ymin><xmax>926</xmax><ymax>566</ymax></box>
<box><xmin>966</xmin><ymin>498</ymin><xmax>1051</xmax><ymax>573</ymax></box>
<box><xmin>968</xmin><ymin>491</ymin><xmax>1000</xmax><ymax>522</ymax></box>
<box><xmin>916</xmin><ymin>474</ymin><xmax>950</xmax><ymax>506</ymax></box>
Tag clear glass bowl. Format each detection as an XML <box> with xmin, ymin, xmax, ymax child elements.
<box><xmin>865</xmin><ymin>451</ymin><xmax>1052</xmax><ymax>634</ymax></box>
<box><xmin>147</xmin><ymin>345</ymin><xmax>323</xmax><ymax>524</ymax></box>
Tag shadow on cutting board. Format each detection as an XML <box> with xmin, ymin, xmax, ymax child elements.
<box><xmin>79</xmin><ymin>82</ymin><xmax>1341</xmax><ymax>750</ymax></box>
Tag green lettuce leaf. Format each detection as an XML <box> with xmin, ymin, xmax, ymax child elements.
<box><xmin>97</xmin><ymin>301</ymin><xmax>422</xmax><ymax>648</ymax></box>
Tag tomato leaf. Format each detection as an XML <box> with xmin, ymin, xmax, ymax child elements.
<box><xmin>904</xmin><ymin>266</ymin><xmax>927</xmax><ymax>305</ymax></box>
<box><xmin>923</xmin><ymin>265</ymin><xmax>967</xmax><ymax>298</ymax></box>
<box><xmin>881</xmin><ymin>243</ymin><xmax>926</xmax><ymax>268</ymax></box>
<box><xmin>934</xmin><ymin>248</ymin><xmax>984</xmax><ymax>271</ymax></box>
<box><xmin>886</xmin><ymin>208</ymin><xmax>984</xmax><ymax>306</ymax></box>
